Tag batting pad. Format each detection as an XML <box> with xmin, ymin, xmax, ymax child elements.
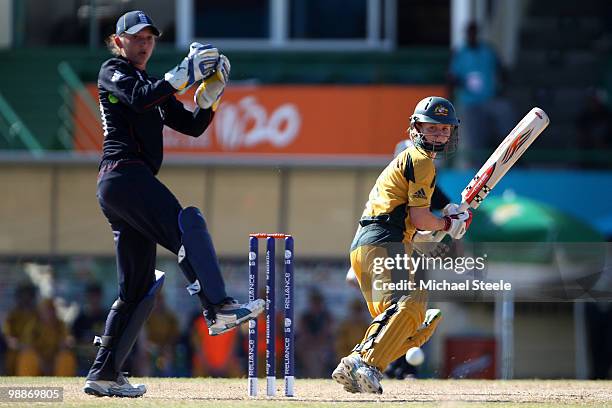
<box><xmin>360</xmin><ymin>297</ymin><xmax>425</xmax><ymax>371</ymax></box>
<box><xmin>403</xmin><ymin>308</ymin><xmax>442</xmax><ymax>349</ymax></box>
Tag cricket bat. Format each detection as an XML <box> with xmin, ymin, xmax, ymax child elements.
<box><xmin>429</xmin><ymin>107</ymin><xmax>550</xmax><ymax>241</ymax></box>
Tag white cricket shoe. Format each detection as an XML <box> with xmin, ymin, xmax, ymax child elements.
<box><xmin>83</xmin><ymin>373</ymin><xmax>146</xmax><ymax>397</ymax></box>
<box><xmin>207</xmin><ymin>298</ymin><xmax>265</xmax><ymax>336</ymax></box>
<box><xmin>331</xmin><ymin>355</ymin><xmax>362</xmax><ymax>394</ymax></box>
<box><xmin>355</xmin><ymin>361</ymin><xmax>383</xmax><ymax>394</ymax></box>
<box><xmin>116</xmin><ymin>373</ymin><xmax>146</xmax><ymax>392</ymax></box>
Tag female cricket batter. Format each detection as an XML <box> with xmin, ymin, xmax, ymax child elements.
<box><xmin>83</xmin><ymin>11</ymin><xmax>264</xmax><ymax>397</ymax></box>
<box><xmin>332</xmin><ymin>97</ymin><xmax>472</xmax><ymax>394</ymax></box>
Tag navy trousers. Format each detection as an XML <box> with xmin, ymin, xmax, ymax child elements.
<box><xmin>88</xmin><ymin>160</ymin><xmax>227</xmax><ymax>380</ymax></box>
<box><xmin>97</xmin><ymin>160</ymin><xmax>186</xmax><ymax>302</ymax></box>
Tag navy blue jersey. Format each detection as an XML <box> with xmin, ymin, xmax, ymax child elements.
<box><xmin>97</xmin><ymin>56</ymin><xmax>214</xmax><ymax>174</ymax></box>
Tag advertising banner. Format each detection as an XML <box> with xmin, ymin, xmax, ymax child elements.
<box><xmin>74</xmin><ymin>84</ymin><xmax>446</xmax><ymax>158</ymax></box>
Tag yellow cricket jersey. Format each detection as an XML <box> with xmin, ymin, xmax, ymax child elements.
<box><xmin>352</xmin><ymin>145</ymin><xmax>436</xmax><ymax>249</ymax></box>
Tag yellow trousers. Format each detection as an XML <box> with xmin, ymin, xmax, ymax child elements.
<box><xmin>349</xmin><ymin>244</ymin><xmax>440</xmax><ymax>371</ymax></box>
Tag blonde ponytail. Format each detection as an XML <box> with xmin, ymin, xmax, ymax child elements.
<box><xmin>105</xmin><ymin>34</ymin><xmax>122</xmax><ymax>56</ymax></box>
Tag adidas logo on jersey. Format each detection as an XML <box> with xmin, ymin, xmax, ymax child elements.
<box><xmin>412</xmin><ymin>188</ymin><xmax>427</xmax><ymax>200</ymax></box>
<box><xmin>111</xmin><ymin>70</ymin><xmax>124</xmax><ymax>82</ymax></box>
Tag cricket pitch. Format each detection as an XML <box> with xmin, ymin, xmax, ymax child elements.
<box><xmin>1</xmin><ymin>377</ymin><xmax>611</xmax><ymax>407</ymax></box>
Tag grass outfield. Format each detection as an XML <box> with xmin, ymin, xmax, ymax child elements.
<box><xmin>0</xmin><ymin>377</ymin><xmax>611</xmax><ymax>407</ymax></box>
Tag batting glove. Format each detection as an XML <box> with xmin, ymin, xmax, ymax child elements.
<box><xmin>165</xmin><ymin>42</ymin><xmax>219</xmax><ymax>91</ymax></box>
<box><xmin>443</xmin><ymin>210</ymin><xmax>473</xmax><ymax>240</ymax></box>
<box><xmin>442</xmin><ymin>203</ymin><xmax>461</xmax><ymax>216</ymax></box>
<box><xmin>194</xmin><ymin>55</ymin><xmax>230</xmax><ymax>111</ymax></box>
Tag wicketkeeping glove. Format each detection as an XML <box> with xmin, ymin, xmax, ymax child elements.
<box><xmin>165</xmin><ymin>42</ymin><xmax>219</xmax><ymax>91</ymax></box>
<box><xmin>194</xmin><ymin>55</ymin><xmax>230</xmax><ymax>111</ymax></box>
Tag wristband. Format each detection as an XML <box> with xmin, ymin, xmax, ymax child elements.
<box><xmin>443</xmin><ymin>216</ymin><xmax>452</xmax><ymax>231</ymax></box>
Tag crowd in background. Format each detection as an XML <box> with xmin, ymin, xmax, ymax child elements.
<box><xmin>448</xmin><ymin>21</ymin><xmax>612</xmax><ymax>169</ymax></box>
<box><xmin>2</xmin><ymin>269</ymin><xmax>611</xmax><ymax>380</ymax></box>
<box><xmin>0</xmin><ymin>282</ymin><xmax>374</xmax><ymax>379</ymax></box>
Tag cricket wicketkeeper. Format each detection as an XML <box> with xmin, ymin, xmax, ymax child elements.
<box><xmin>83</xmin><ymin>10</ymin><xmax>264</xmax><ymax>398</ymax></box>
<box><xmin>332</xmin><ymin>96</ymin><xmax>472</xmax><ymax>394</ymax></box>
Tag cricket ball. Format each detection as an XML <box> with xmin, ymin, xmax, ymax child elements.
<box><xmin>405</xmin><ymin>347</ymin><xmax>425</xmax><ymax>366</ymax></box>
